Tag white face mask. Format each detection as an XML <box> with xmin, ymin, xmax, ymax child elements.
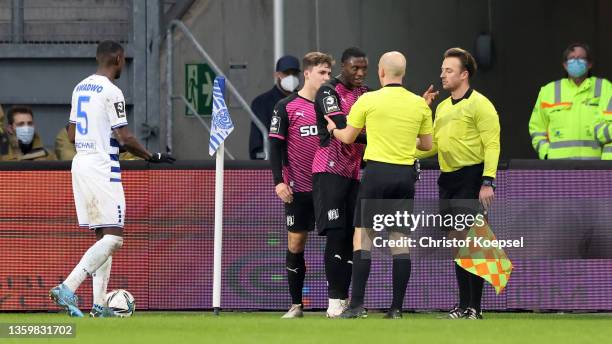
<box><xmin>16</xmin><ymin>125</ymin><xmax>35</xmax><ymax>144</ymax></box>
<box><xmin>280</xmin><ymin>75</ymin><xmax>299</xmax><ymax>92</ymax></box>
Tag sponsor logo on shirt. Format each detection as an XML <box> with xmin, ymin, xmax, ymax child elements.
<box><xmin>299</xmin><ymin>125</ymin><xmax>318</xmax><ymax>137</ymax></box>
<box><xmin>75</xmin><ymin>140</ymin><xmax>97</xmax><ymax>151</ymax></box>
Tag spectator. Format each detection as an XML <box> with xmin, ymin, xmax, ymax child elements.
<box><xmin>55</xmin><ymin>125</ymin><xmax>141</xmax><ymax>161</ymax></box>
<box><xmin>1</xmin><ymin>106</ymin><xmax>56</xmax><ymax>161</ymax></box>
<box><xmin>249</xmin><ymin>55</ymin><xmax>301</xmax><ymax>159</ymax></box>
<box><xmin>0</xmin><ymin>105</ymin><xmax>7</xmax><ymax>154</ymax></box>
<box><xmin>55</xmin><ymin>125</ymin><xmax>76</xmax><ymax>161</ymax></box>
<box><xmin>0</xmin><ymin>105</ymin><xmax>5</xmax><ymax>135</ymax></box>
<box><xmin>529</xmin><ymin>43</ymin><xmax>612</xmax><ymax>159</ymax></box>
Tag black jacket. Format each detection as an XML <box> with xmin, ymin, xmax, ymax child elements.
<box><xmin>249</xmin><ymin>85</ymin><xmax>289</xmax><ymax>159</ymax></box>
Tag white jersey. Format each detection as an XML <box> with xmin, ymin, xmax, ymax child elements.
<box><xmin>69</xmin><ymin>74</ymin><xmax>128</xmax><ymax>183</ymax></box>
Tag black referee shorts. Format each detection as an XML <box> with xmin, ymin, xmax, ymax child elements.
<box><xmin>312</xmin><ymin>172</ymin><xmax>359</xmax><ymax>236</ymax></box>
<box><xmin>354</xmin><ymin>160</ymin><xmax>418</xmax><ymax>229</ymax></box>
<box><xmin>438</xmin><ymin>163</ymin><xmax>483</xmax><ymax>230</ymax></box>
<box><xmin>438</xmin><ymin>163</ymin><xmax>483</xmax><ymax>200</ymax></box>
<box><xmin>284</xmin><ymin>192</ymin><xmax>316</xmax><ymax>233</ymax></box>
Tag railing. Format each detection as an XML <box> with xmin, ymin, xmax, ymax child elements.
<box><xmin>1</xmin><ymin>0</ymin><xmax>130</xmax><ymax>43</ymax></box>
<box><xmin>165</xmin><ymin>19</ymin><xmax>269</xmax><ymax>160</ymax></box>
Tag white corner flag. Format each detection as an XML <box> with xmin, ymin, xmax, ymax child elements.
<box><xmin>209</xmin><ymin>77</ymin><xmax>234</xmax><ymax>156</ymax></box>
<box><xmin>210</xmin><ymin>76</ymin><xmax>232</xmax><ymax>315</ymax></box>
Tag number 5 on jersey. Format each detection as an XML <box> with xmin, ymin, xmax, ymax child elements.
<box><xmin>77</xmin><ymin>95</ymin><xmax>90</xmax><ymax>135</ymax></box>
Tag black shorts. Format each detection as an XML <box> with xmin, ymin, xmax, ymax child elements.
<box><xmin>354</xmin><ymin>160</ymin><xmax>417</xmax><ymax>229</ymax></box>
<box><xmin>284</xmin><ymin>192</ymin><xmax>315</xmax><ymax>232</ymax></box>
<box><xmin>438</xmin><ymin>164</ymin><xmax>484</xmax><ymax>230</ymax></box>
<box><xmin>312</xmin><ymin>173</ymin><xmax>360</xmax><ymax>235</ymax></box>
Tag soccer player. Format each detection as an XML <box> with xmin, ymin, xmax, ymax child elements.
<box><xmin>312</xmin><ymin>47</ymin><xmax>369</xmax><ymax>317</ymax></box>
<box><xmin>417</xmin><ymin>48</ymin><xmax>501</xmax><ymax>320</ymax></box>
<box><xmin>326</xmin><ymin>51</ymin><xmax>433</xmax><ymax>319</ymax></box>
<box><xmin>269</xmin><ymin>52</ymin><xmax>334</xmax><ymax>318</ymax></box>
<box><xmin>49</xmin><ymin>41</ymin><xmax>175</xmax><ymax>317</ymax></box>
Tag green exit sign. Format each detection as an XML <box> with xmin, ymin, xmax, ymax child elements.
<box><xmin>185</xmin><ymin>63</ymin><xmax>217</xmax><ymax>117</ymax></box>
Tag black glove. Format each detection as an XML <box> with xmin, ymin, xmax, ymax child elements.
<box><xmin>148</xmin><ymin>152</ymin><xmax>176</xmax><ymax>163</ymax></box>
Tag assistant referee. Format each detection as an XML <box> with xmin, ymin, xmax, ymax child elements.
<box><xmin>417</xmin><ymin>47</ymin><xmax>501</xmax><ymax>320</ymax></box>
<box><xmin>325</xmin><ymin>51</ymin><xmax>433</xmax><ymax>319</ymax></box>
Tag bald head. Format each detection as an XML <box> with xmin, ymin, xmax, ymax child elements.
<box><xmin>379</xmin><ymin>51</ymin><xmax>406</xmax><ymax>78</ymax></box>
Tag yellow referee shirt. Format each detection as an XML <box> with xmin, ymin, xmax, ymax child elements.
<box><xmin>347</xmin><ymin>84</ymin><xmax>433</xmax><ymax>165</ymax></box>
<box><xmin>416</xmin><ymin>89</ymin><xmax>500</xmax><ymax>178</ymax></box>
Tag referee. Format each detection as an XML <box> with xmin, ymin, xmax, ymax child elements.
<box><xmin>325</xmin><ymin>51</ymin><xmax>433</xmax><ymax>319</ymax></box>
<box><xmin>417</xmin><ymin>48</ymin><xmax>500</xmax><ymax>320</ymax></box>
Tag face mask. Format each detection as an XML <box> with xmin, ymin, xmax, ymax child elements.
<box><xmin>16</xmin><ymin>125</ymin><xmax>35</xmax><ymax>144</ymax></box>
<box><xmin>566</xmin><ymin>58</ymin><xmax>588</xmax><ymax>78</ymax></box>
<box><xmin>280</xmin><ymin>75</ymin><xmax>299</xmax><ymax>92</ymax></box>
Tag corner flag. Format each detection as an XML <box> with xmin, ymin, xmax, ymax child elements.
<box><xmin>210</xmin><ymin>76</ymin><xmax>233</xmax><ymax>315</ymax></box>
<box><xmin>209</xmin><ymin>76</ymin><xmax>234</xmax><ymax>156</ymax></box>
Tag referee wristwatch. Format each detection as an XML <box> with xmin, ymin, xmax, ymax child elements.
<box><xmin>481</xmin><ymin>177</ymin><xmax>496</xmax><ymax>190</ymax></box>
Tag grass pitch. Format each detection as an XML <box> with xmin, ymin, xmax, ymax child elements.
<box><xmin>1</xmin><ymin>311</ymin><xmax>611</xmax><ymax>344</ymax></box>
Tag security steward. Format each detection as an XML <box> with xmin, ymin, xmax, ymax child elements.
<box><xmin>417</xmin><ymin>47</ymin><xmax>500</xmax><ymax>320</ymax></box>
<box><xmin>529</xmin><ymin>43</ymin><xmax>611</xmax><ymax>160</ymax></box>
<box><xmin>325</xmin><ymin>51</ymin><xmax>433</xmax><ymax>319</ymax></box>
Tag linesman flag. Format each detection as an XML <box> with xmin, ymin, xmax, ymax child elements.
<box><xmin>455</xmin><ymin>220</ymin><xmax>513</xmax><ymax>294</ymax></box>
<box><xmin>209</xmin><ymin>76</ymin><xmax>234</xmax><ymax>156</ymax></box>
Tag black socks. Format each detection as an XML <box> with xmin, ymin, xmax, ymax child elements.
<box><xmin>391</xmin><ymin>254</ymin><xmax>411</xmax><ymax>310</ymax></box>
<box><xmin>349</xmin><ymin>250</ymin><xmax>371</xmax><ymax>308</ymax></box>
<box><xmin>325</xmin><ymin>229</ymin><xmax>353</xmax><ymax>299</ymax></box>
<box><xmin>455</xmin><ymin>261</ymin><xmax>483</xmax><ymax>311</ymax></box>
<box><xmin>286</xmin><ymin>250</ymin><xmax>305</xmax><ymax>305</ymax></box>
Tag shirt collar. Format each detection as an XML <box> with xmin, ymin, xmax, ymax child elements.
<box><xmin>451</xmin><ymin>88</ymin><xmax>473</xmax><ymax>105</ymax></box>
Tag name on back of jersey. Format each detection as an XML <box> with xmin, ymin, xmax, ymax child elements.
<box><xmin>75</xmin><ymin>83</ymin><xmax>104</xmax><ymax>93</ymax></box>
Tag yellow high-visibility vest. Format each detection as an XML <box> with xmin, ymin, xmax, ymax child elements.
<box><xmin>529</xmin><ymin>77</ymin><xmax>611</xmax><ymax>160</ymax></box>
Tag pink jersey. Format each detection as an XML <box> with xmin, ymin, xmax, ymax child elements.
<box><xmin>269</xmin><ymin>94</ymin><xmax>319</xmax><ymax>192</ymax></box>
<box><xmin>312</xmin><ymin>78</ymin><xmax>368</xmax><ymax>179</ymax></box>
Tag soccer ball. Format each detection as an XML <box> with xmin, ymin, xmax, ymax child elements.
<box><xmin>105</xmin><ymin>289</ymin><xmax>136</xmax><ymax>317</ymax></box>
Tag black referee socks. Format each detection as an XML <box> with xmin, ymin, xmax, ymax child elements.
<box><xmin>391</xmin><ymin>254</ymin><xmax>411</xmax><ymax>310</ymax></box>
<box><xmin>349</xmin><ymin>250</ymin><xmax>371</xmax><ymax>308</ymax></box>
<box><xmin>469</xmin><ymin>273</ymin><xmax>484</xmax><ymax>313</ymax></box>
<box><xmin>286</xmin><ymin>250</ymin><xmax>305</xmax><ymax>305</ymax></box>
<box><xmin>455</xmin><ymin>261</ymin><xmax>471</xmax><ymax>309</ymax></box>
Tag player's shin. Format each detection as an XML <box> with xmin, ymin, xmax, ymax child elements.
<box><xmin>64</xmin><ymin>235</ymin><xmax>123</xmax><ymax>292</ymax></box>
<box><xmin>390</xmin><ymin>253</ymin><xmax>411</xmax><ymax>311</ymax></box>
<box><xmin>92</xmin><ymin>256</ymin><xmax>112</xmax><ymax>306</ymax></box>
<box><xmin>286</xmin><ymin>250</ymin><xmax>305</xmax><ymax>305</ymax></box>
<box><xmin>324</xmin><ymin>229</ymin><xmax>347</xmax><ymax>300</ymax></box>
<box><xmin>348</xmin><ymin>249</ymin><xmax>371</xmax><ymax>308</ymax></box>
